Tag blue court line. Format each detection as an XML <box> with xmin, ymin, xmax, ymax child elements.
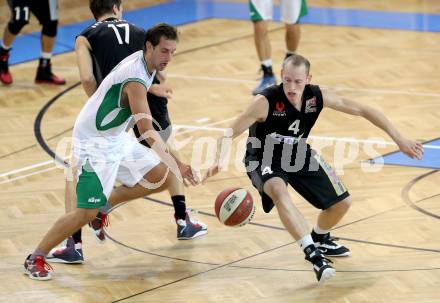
<box><xmin>372</xmin><ymin>138</ymin><xmax>440</xmax><ymax>170</ymax></box>
<box><xmin>6</xmin><ymin>0</ymin><xmax>440</xmax><ymax>65</ymax></box>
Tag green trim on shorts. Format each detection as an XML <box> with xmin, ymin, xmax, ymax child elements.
<box><xmin>313</xmin><ymin>154</ymin><xmax>347</xmax><ymax>196</ymax></box>
<box><xmin>300</xmin><ymin>0</ymin><xmax>309</xmax><ymax>18</ymax></box>
<box><xmin>76</xmin><ymin>160</ymin><xmax>108</xmax><ymax>209</ymax></box>
<box><xmin>249</xmin><ymin>0</ymin><xmax>263</xmax><ymax>22</ymax></box>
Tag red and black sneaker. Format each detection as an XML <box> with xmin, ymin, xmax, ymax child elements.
<box><xmin>0</xmin><ymin>53</ymin><xmax>12</xmax><ymax>85</ymax></box>
<box><xmin>35</xmin><ymin>62</ymin><xmax>66</xmax><ymax>85</ymax></box>
<box><xmin>24</xmin><ymin>254</ymin><xmax>53</xmax><ymax>281</ymax></box>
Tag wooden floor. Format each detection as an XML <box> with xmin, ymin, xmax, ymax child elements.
<box><xmin>0</xmin><ymin>1</ymin><xmax>439</xmax><ymax>302</ymax></box>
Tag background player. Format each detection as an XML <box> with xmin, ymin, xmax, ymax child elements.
<box><xmin>204</xmin><ymin>54</ymin><xmax>423</xmax><ymax>282</ymax></box>
<box><xmin>250</xmin><ymin>0</ymin><xmax>308</xmax><ymax>95</ymax></box>
<box><xmin>0</xmin><ymin>0</ymin><xmax>65</xmax><ymax>85</ymax></box>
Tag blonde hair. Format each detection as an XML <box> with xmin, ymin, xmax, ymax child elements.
<box><xmin>282</xmin><ymin>54</ymin><xmax>310</xmax><ymax>75</ymax></box>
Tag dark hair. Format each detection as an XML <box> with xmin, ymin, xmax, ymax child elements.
<box><xmin>283</xmin><ymin>53</ymin><xmax>311</xmax><ymax>75</ymax></box>
<box><xmin>144</xmin><ymin>23</ymin><xmax>178</xmax><ymax>49</ymax></box>
<box><xmin>89</xmin><ymin>0</ymin><xmax>121</xmax><ymax>20</ymax></box>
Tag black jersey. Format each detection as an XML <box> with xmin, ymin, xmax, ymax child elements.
<box><xmin>245</xmin><ymin>83</ymin><xmax>324</xmax><ymax>167</ymax></box>
<box><xmin>78</xmin><ymin>17</ymin><xmax>145</xmax><ymax>84</ymax></box>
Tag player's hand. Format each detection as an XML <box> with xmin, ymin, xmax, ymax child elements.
<box><xmin>397</xmin><ymin>138</ymin><xmax>424</xmax><ymax>160</ymax></box>
<box><xmin>150</xmin><ymin>84</ymin><xmax>173</xmax><ymax>99</ymax></box>
<box><xmin>202</xmin><ymin>162</ymin><xmax>221</xmax><ymax>184</ymax></box>
<box><xmin>178</xmin><ymin>162</ymin><xmax>200</xmax><ymax>186</ymax></box>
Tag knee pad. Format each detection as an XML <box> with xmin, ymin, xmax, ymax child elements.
<box><xmin>8</xmin><ymin>19</ymin><xmax>29</xmax><ymax>35</ymax></box>
<box><xmin>41</xmin><ymin>20</ymin><xmax>58</xmax><ymax>37</ymax></box>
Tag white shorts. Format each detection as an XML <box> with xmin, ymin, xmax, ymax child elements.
<box><xmin>73</xmin><ymin>133</ymin><xmax>161</xmax><ymax>209</ymax></box>
<box><xmin>249</xmin><ymin>0</ymin><xmax>308</xmax><ymax>24</ymax></box>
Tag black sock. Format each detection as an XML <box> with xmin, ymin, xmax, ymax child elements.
<box><xmin>39</xmin><ymin>57</ymin><xmax>50</xmax><ymax>67</ymax></box>
<box><xmin>171</xmin><ymin>195</ymin><xmax>187</xmax><ymax>220</ymax></box>
<box><xmin>0</xmin><ymin>47</ymin><xmax>9</xmax><ymax>56</ymax></box>
<box><xmin>261</xmin><ymin>64</ymin><xmax>273</xmax><ymax>76</ymax></box>
<box><xmin>72</xmin><ymin>228</ymin><xmax>82</xmax><ymax>244</ymax></box>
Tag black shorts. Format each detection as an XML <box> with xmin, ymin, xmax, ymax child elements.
<box><xmin>133</xmin><ymin>80</ymin><xmax>171</xmax><ymax>147</ymax></box>
<box><xmin>8</xmin><ymin>0</ymin><xmax>58</xmax><ymax>23</ymax></box>
<box><xmin>246</xmin><ymin>149</ymin><xmax>350</xmax><ymax>213</ymax></box>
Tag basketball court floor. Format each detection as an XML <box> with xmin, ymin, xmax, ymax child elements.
<box><xmin>0</xmin><ymin>0</ymin><xmax>439</xmax><ymax>302</ymax></box>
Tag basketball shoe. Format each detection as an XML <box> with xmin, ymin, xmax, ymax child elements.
<box><xmin>312</xmin><ymin>231</ymin><xmax>350</xmax><ymax>257</ymax></box>
<box><xmin>24</xmin><ymin>255</ymin><xmax>53</xmax><ymax>281</ymax></box>
<box><xmin>252</xmin><ymin>64</ymin><xmax>277</xmax><ymax>96</ymax></box>
<box><xmin>176</xmin><ymin>210</ymin><xmax>207</xmax><ymax>240</ymax></box>
<box><xmin>304</xmin><ymin>244</ymin><xmax>336</xmax><ymax>283</ymax></box>
<box><xmin>47</xmin><ymin>237</ymin><xmax>84</xmax><ymax>264</ymax></box>
<box><xmin>0</xmin><ymin>50</ymin><xmax>12</xmax><ymax>85</ymax></box>
<box><xmin>35</xmin><ymin>59</ymin><xmax>66</xmax><ymax>85</ymax></box>
<box><xmin>88</xmin><ymin>212</ymin><xmax>108</xmax><ymax>243</ymax></box>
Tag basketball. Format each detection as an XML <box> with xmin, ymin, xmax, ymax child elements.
<box><xmin>214</xmin><ymin>188</ymin><xmax>255</xmax><ymax>227</ymax></box>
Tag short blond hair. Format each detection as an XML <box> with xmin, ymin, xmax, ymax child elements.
<box><xmin>282</xmin><ymin>54</ymin><xmax>311</xmax><ymax>75</ymax></box>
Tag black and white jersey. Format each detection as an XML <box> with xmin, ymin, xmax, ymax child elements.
<box><xmin>78</xmin><ymin>17</ymin><xmax>145</xmax><ymax>84</ymax></box>
<box><xmin>245</xmin><ymin>83</ymin><xmax>324</xmax><ymax>166</ymax></box>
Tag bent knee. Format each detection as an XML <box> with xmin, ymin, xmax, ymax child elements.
<box><xmin>74</xmin><ymin>208</ymin><xmax>99</xmax><ymax>224</ymax></box>
<box><xmin>332</xmin><ymin>196</ymin><xmax>352</xmax><ymax>211</ymax></box>
<box><xmin>264</xmin><ymin>181</ymin><xmax>289</xmax><ymax>205</ymax></box>
<box><xmin>143</xmin><ymin>163</ymin><xmax>168</xmax><ymax>185</ymax></box>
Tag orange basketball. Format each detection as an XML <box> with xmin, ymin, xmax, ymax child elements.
<box><xmin>214</xmin><ymin>188</ymin><xmax>255</xmax><ymax>227</ymax></box>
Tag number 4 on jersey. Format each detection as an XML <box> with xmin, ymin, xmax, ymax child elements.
<box><xmin>288</xmin><ymin>120</ymin><xmax>300</xmax><ymax>134</ymax></box>
<box><xmin>108</xmin><ymin>24</ymin><xmax>130</xmax><ymax>44</ymax></box>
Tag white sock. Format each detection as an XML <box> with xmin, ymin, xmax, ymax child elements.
<box><xmin>313</xmin><ymin>225</ymin><xmax>330</xmax><ymax>235</ymax></box>
<box><xmin>41</xmin><ymin>52</ymin><xmax>52</xmax><ymax>59</ymax></box>
<box><xmin>261</xmin><ymin>59</ymin><xmax>272</xmax><ymax>68</ymax></box>
<box><xmin>286</xmin><ymin>50</ymin><xmax>295</xmax><ymax>55</ymax></box>
<box><xmin>1</xmin><ymin>41</ymin><xmax>11</xmax><ymax>50</ymax></box>
<box><xmin>298</xmin><ymin>234</ymin><xmax>314</xmax><ymax>250</ymax></box>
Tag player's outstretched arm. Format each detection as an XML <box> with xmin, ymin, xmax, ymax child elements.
<box><xmin>75</xmin><ymin>36</ymin><xmax>97</xmax><ymax>97</ymax></box>
<box><xmin>149</xmin><ymin>83</ymin><xmax>173</xmax><ymax>99</ymax></box>
<box><xmin>322</xmin><ymin>88</ymin><xmax>424</xmax><ymax>160</ymax></box>
<box><xmin>125</xmin><ymin>81</ymin><xmax>199</xmax><ymax>185</ymax></box>
<box><xmin>203</xmin><ymin>95</ymin><xmax>269</xmax><ymax>183</ymax></box>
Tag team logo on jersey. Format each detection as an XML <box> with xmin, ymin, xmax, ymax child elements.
<box><xmin>273</xmin><ymin>101</ymin><xmax>286</xmax><ymax>117</ymax></box>
<box><xmin>305</xmin><ymin>97</ymin><xmax>317</xmax><ymax>113</ymax></box>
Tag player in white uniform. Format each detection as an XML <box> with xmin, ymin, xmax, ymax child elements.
<box><xmin>23</xmin><ymin>23</ymin><xmax>198</xmax><ymax>281</ymax></box>
<box><xmin>250</xmin><ymin>0</ymin><xmax>308</xmax><ymax>95</ymax></box>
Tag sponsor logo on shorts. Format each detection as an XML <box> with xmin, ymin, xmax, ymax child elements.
<box><xmin>88</xmin><ymin>197</ymin><xmax>101</xmax><ymax>203</ymax></box>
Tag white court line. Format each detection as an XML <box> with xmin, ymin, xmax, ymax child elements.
<box><xmin>310</xmin><ymin>136</ymin><xmax>440</xmax><ymax>150</ymax></box>
<box><xmin>0</xmin><ymin>166</ymin><xmax>58</xmax><ymax>185</ymax></box>
<box><xmin>0</xmin><ymin>117</ymin><xmax>237</xmax><ymax>184</ymax></box>
<box><xmin>2</xmin><ymin>119</ymin><xmax>439</xmax><ymax>185</ymax></box>
<box><xmin>195</xmin><ymin>117</ymin><xmax>211</xmax><ymax>123</ymax></box>
<box><xmin>168</xmin><ymin>73</ymin><xmax>255</xmax><ymax>84</ymax></box>
<box><xmin>168</xmin><ymin>73</ymin><xmax>440</xmax><ymax>98</ymax></box>
<box><xmin>174</xmin><ymin>124</ymin><xmax>227</xmax><ymax>132</ymax></box>
<box><xmin>175</xmin><ymin>117</ymin><xmax>237</xmax><ymax>136</ymax></box>
<box><xmin>0</xmin><ymin>159</ymin><xmax>54</xmax><ymax>178</ymax></box>
<box><xmin>1</xmin><ymin>132</ymin><xmax>438</xmax><ymax>185</ymax></box>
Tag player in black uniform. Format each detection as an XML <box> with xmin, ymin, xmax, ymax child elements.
<box><xmin>203</xmin><ymin>54</ymin><xmax>423</xmax><ymax>282</ymax></box>
<box><xmin>47</xmin><ymin>0</ymin><xmax>206</xmax><ymax>265</ymax></box>
<box><xmin>0</xmin><ymin>0</ymin><xmax>65</xmax><ymax>85</ymax></box>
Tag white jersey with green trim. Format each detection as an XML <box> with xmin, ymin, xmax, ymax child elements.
<box><xmin>72</xmin><ymin>50</ymin><xmax>155</xmax><ymax>156</ymax></box>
